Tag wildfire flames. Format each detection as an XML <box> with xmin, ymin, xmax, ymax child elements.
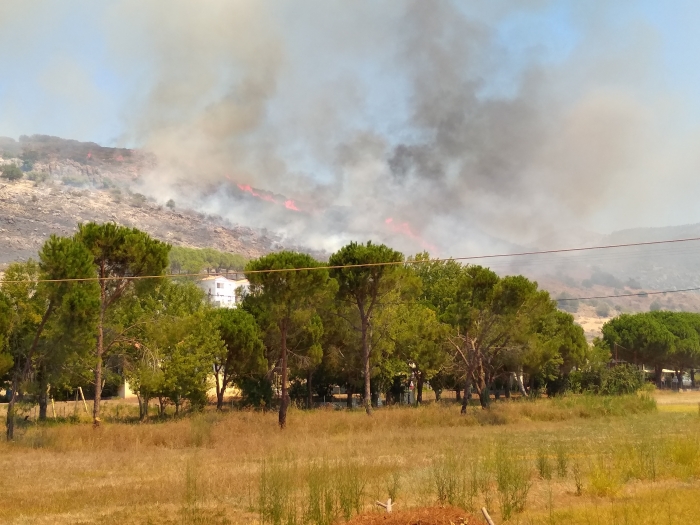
<box><xmin>385</xmin><ymin>217</ymin><xmax>436</xmax><ymax>251</ymax></box>
<box><xmin>234</xmin><ymin>181</ymin><xmax>301</xmax><ymax>212</ymax></box>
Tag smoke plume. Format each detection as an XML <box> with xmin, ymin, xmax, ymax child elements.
<box><xmin>2</xmin><ymin>1</ymin><xmax>700</xmax><ymax>258</ymax></box>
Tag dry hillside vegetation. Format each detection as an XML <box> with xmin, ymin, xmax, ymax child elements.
<box><xmin>0</xmin><ymin>179</ymin><xmax>277</xmax><ymax>265</ymax></box>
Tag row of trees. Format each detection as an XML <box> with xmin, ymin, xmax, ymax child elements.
<box><xmin>1</xmin><ymin>223</ymin><xmax>596</xmax><ymax>436</ymax></box>
<box><xmin>602</xmin><ymin>311</ymin><xmax>700</xmax><ymax>386</ymax></box>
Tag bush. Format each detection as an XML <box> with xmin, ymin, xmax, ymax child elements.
<box><xmin>62</xmin><ymin>174</ymin><xmax>89</xmax><ymax>187</ymax></box>
<box><xmin>240</xmin><ymin>376</ymin><xmax>273</xmax><ymax>408</ymax></box>
<box><xmin>569</xmin><ymin>364</ymin><xmax>645</xmax><ymax>395</ymax></box>
<box><xmin>596</xmin><ymin>303</ymin><xmax>611</xmax><ymax>317</ymax></box>
<box><xmin>1</xmin><ymin>164</ymin><xmax>23</xmax><ymax>181</ymax></box>
<box><xmin>130</xmin><ymin>193</ymin><xmax>148</xmax><ymax>207</ymax></box>
<box><xmin>166</xmin><ymin>198</ymin><xmax>176</xmax><ymax>209</ymax></box>
<box><xmin>26</xmin><ymin>171</ymin><xmax>49</xmax><ymax>183</ymax></box>
<box><xmin>556</xmin><ymin>292</ymin><xmax>579</xmax><ymax>313</ymax></box>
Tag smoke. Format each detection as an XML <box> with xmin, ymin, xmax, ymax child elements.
<box><xmin>2</xmin><ymin>0</ymin><xmax>700</xmax><ymax>258</ymax></box>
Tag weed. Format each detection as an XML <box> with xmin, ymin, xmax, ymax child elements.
<box><xmin>572</xmin><ymin>462</ymin><xmax>583</xmax><ymax>496</ymax></box>
<box><xmin>536</xmin><ymin>445</ymin><xmax>553</xmax><ymax>480</ymax></box>
<box><xmin>337</xmin><ymin>459</ymin><xmax>365</xmax><ymax>520</ymax></box>
<box><xmin>259</xmin><ymin>458</ymin><xmax>298</xmax><ymax>525</ymax></box>
<box><xmin>305</xmin><ymin>460</ymin><xmax>335</xmax><ymax>525</ymax></box>
<box><xmin>386</xmin><ymin>470</ymin><xmax>401</xmax><ymax>502</ymax></box>
<box><xmin>554</xmin><ymin>442</ymin><xmax>568</xmax><ymax>477</ymax></box>
<box><xmin>588</xmin><ymin>458</ymin><xmax>621</xmax><ymax>498</ymax></box>
<box><xmin>432</xmin><ymin>451</ymin><xmax>465</xmax><ymax>506</ymax></box>
<box><xmin>495</xmin><ymin>443</ymin><xmax>531</xmax><ymax>520</ymax></box>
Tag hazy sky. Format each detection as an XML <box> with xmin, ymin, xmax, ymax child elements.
<box><xmin>2</xmin><ymin>1</ymin><xmax>700</xmax><ymax>254</ymax></box>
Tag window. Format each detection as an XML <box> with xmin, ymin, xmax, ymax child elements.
<box><xmin>216</xmin><ymin>283</ymin><xmax>223</xmax><ymax>289</ymax></box>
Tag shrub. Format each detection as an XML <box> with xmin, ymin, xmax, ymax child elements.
<box><xmin>1</xmin><ymin>164</ymin><xmax>23</xmax><ymax>181</ymax></box>
<box><xmin>166</xmin><ymin>198</ymin><xmax>176</xmax><ymax>209</ymax></box>
<box><xmin>239</xmin><ymin>375</ymin><xmax>273</xmax><ymax>408</ymax></box>
<box><xmin>569</xmin><ymin>364</ymin><xmax>645</xmax><ymax>395</ymax></box>
<box><xmin>495</xmin><ymin>445</ymin><xmax>531</xmax><ymax>519</ymax></box>
<box><xmin>596</xmin><ymin>303</ymin><xmax>611</xmax><ymax>317</ymax></box>
<box><xmin>130</xmin><ymin>192</ymin><xmax>148</xmax><ymax>207</ymax></box>
<box><xmin>62</xmin><ymin>174</ymin><xmax>89</xmax><ymax>187</ymax></box>
<box><xmin>26</xmin><ymin>171</ymin><xmax>49</xmax><ymax>183</ymax></box>
<box><xmin>556</xmin><ymin>292</ymin><xmax>579</xmax><ymax>313</ymax></box>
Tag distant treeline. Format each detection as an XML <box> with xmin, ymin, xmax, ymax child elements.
<box><xmin>3</xmin><ymin>222</ymin><xmax>683</xmax><ymax>439</ymax></box>
<box><xmin>168</xmin><ymin>246</ymin><xmax>248</xmax><ymax>275</ymax></box>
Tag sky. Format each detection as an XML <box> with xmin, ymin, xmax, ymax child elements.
<box><xmin>2</xmin><ymin>1</ymin><xmax>700</xmax><ymax>255</ymax></box>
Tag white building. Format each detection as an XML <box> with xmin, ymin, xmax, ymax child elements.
<box><xmin>197</xmin><ymin>275</ymin><xmax>249</xmax><ymax>308</ymax></box>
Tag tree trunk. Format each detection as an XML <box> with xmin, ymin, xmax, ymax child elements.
<box><xmin>361</xmin><ymin>317</ymin><xmax>372</xmax><ymax>416</ymax></box>
<box><xmin>38</xmin><ymin>364</ymin><xmax>48</xmax><ymax>421</ymax></box>
<box><xmin>346</xmin><ymin>384</ymin><xmax>354</xmax><ymax>409</ymax></box>
<box><xmin>460</xmin><ymin>376</ymin><xmax>470</xmax><ymax>414</ymax></box>
<box><xmin>138</xmin><ymin>395</ymin><xmax>149</xmax><ymax>421</ymax></box>
<box><xmin>515</xmin><ymin>370</ymin><xmax>528</xmax><ymax>397</ymax></box>
<box><xmin>691</xmin><ymin>369</ymin><xmax>696</xmax><ymax>389</ymax></box>
<box><xmin>215</xmin><ymin>367</ymin><xmax>224</xmax><ymax>411</ymax></box>
<box><xmin>434</xmin><ymin>388</ymin><xmax>442</xmax><ymax>402</ymax></box>
<box><xmin>93</xmin><ymin>280</ymin><xmax>106</xmax><ymax>427</ymax></box>
<box><xmin>505</xmin><ymin>373</ymin><xmax>512</xmax><ymax>399</ymax></box>
<box><xmin>455</xmin><ymin>387</ymin><xmax>461</xmax><ymax>402</ymax></box>
<box><xmin>478</xmin><ymin>384</ymin><xmax>490</xmax><ymax>409</ymax></box>
<box><xmin>654</xmin><ymin>364</ymin><xmax>663</xmax><ymax>388</ymax></box>
<box><xmin>278</xmin><ymin>324</ymin><xmax>289</xmax><ymax>429</ymax></box>
<box><xmin>6</xmin><ymin>371</ymin><xmax>20</xmax><ymax>440</ymax></box>
<box><xmin>416</xmin><ymin>372</ymin><xmax>424</xmax><ymax>405</ymax></box>
<box><xmin>306</xmin><ymin>369</ymin><xmax>313</xmax><ymax>410</ymax></box>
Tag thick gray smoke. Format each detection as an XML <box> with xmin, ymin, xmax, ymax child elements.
<box><xmin>2</xmin><ymin>1</ymin><xmax>698</xmax><ymax>258</ymax></box>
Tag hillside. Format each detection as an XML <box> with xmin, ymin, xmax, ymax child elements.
<box><xmin>4</xmin><ymin>134</ymin><xmax>700</xmax><ymax>342</ymax></box>
<box><xmin>0</xmin><ymin>176</ymin><xmax>283</xmax><ymax>266</ymax></box>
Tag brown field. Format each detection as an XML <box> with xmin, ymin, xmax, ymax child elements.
<box><xmin>1</xmin><ymin>390</ymin><xmax>700</xmax><ymax>524</ymax></box>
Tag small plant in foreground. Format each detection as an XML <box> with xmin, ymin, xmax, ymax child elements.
<box><xmin>555</xmin><ymin>442</ymin><xmax>568</xmax><ymax>477</ymax></box>
<box><xmin>387</xmin><ymin>470</ymin><xmax>401</xmax><ymax>502</ymax></box>
<box><xmin>572</xmin><ymin>462</ymin><xmax>583</xmax><ymax>496</ymax></box>
<box><xmin>495</xmin><ymin>444</ymin><xmax>531</xmax><ymax>520</ymax></box>
<box><xmin>536</xmin><ymin>445</ymin><xmax>553</xmax><ymax>480</ymax></box>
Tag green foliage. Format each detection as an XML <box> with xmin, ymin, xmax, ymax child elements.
<box><xmin>1</xmin><ymin>164</ymin><xmax>23</xmax><ymax>181</ymax></box>
<box><xmin>246</xmin><ymin>251</ymin><xmax>334</xmax><ymax>425</ymax></box>
<box><xmin>240</xmin><ymin>375</ymin><xmax>274</xmax><ymax>408</ymax></box>
<box><xmin>214</xmin><ymin>307</ymin><xmax>266</xmax><ymax>407</ymax></box>
<box><xmin>329</xmin><ymin>241</ymin><xmax>406</xmax><ymax>411</ymax></box>
<box><xmin>569</xmin><ymin>364</ymin><xmax>645</xmax><ymax>395</ymax></box>
<box><xmin>166</xmin><ymin>198</ymin><xmax>175</xmax><ymax>209</ymax></box>
<box><xmin>169</xmin><ymin>246</ymin><xmax>247</xmax><ymax>275</ymax></box>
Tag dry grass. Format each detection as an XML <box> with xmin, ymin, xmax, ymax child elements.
<box><xmin>0</xmin><ymin>393</ymin><xmax>699</xmax><ymax>524</ymax></box>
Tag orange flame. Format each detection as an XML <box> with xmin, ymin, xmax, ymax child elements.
<box><xmin>385</xmin><ymin>217</ymin><xmax>436</xmax><ymax>251</ymax></box>
<box><xmin>237</xmin><ymin>183</ymin><xmax>277</xmax><ymax>203</ymax></box>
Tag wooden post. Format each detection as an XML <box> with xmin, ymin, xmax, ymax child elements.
<box><xmin>78</xmin><ymin>387</ymin><xmax>89</xmax><ymax>414</ymax></box>
<box><xmin>51</xmin><ymin>397</ymin><xmax>56</xmax><ymax>420</ymax></box>
<box><xmin>481</xmin><ymin>507</ymin><xmax>495</xmax><ymax>525</ymax></box>
<box><xmin>375</xmin><ymin>498</ymin><xmax>392</xmax><ymax>513</ymax></box>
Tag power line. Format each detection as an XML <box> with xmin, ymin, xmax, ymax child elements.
<box><xmin>555</xmin><ymin>286</ymin><xmax>700</xmax><ymax>302</ymax></box>
<box><xmin>2</xmin><ymin>235</ymin><xmax>700</xmax><ymax>284</ymax></box>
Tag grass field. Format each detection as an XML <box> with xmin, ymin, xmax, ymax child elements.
<box><xmin>1</xmin><ymin>391</ymin><xmax>700</xmax><ymax>524</ymax></box>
